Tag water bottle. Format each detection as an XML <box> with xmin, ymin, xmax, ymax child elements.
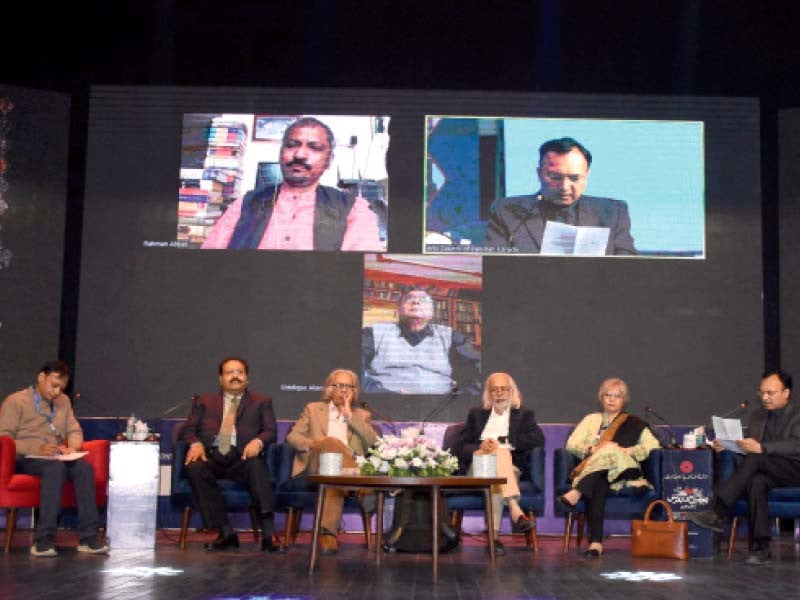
<box><xmin>126</xmin><ymin>414</ymin><xmax>135</xmax><ymax>439</ymax></box>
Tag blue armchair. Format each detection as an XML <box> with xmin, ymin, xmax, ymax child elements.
<box><xmin>716</xmin><ymin>450</ymin><xmax>800</xmax><ymax>558</ymax></box>
<box><xmin>553</xmin><ymin>447</ymin><xmax>662</xmax><ymax>552</ymax></box>
<box><xmin>171</xmin><ymin>439</ymin><xmax>270</xmax><ymax>549</ymax></box>
<box><xmin>272</xmin><ymin>442</ymin><xmax>373</xmax><ymax>548</ymax></box>
<box><xmin>442</xmin><ymin>423</ymin><xmax>546</xmax><ymax>550</ymax></box>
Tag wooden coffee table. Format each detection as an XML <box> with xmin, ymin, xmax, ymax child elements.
<box><xmin>307</xmin><ymin>474</ymin><xmax>505</xmax><ymax>581</ymax></box>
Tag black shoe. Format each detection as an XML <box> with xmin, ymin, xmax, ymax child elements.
<box><xmin>511</xmin><ymin>515</ymin><xmax>534</xmax><ymax>533</ymax></box>
<box><xmin>204</xmin><ymin>532</ymin><xmax>240</xmax><ymax>551</ymax></box>
<box><xmin>556</xmin><ymin>494</ymin><xmax>577</xmax><ymax>510</ymax></box>
<box><xmin>487</xmin><ymin>539</ymin><xmax>506</xmax><ymax>556</ymax></box>
<box><xmin>584</xmin><ymin>548</ymin><xmax>602</xmax><ymax>558</ymax></box>
<box><xmin>261</xmin><ymin>537</ymin><xmax>286</xmax><ymax>553</ymax></box>
<box><xmin>686</xmin><ymin>510</ymin><xmax>726</xmax><ymax>533</ymax></box>
<box><xmin>745</xmin><ymin>545</ymin><xmax>772</xmax><ymax>566</ymax></box>
<box><xmin>441</xmin><ymin>532</ymin><xmax>460</xmax><ymax>553</ymax></box>
<box><xmin>30</xmin><ymin>536</ymin><xmax>58</xmax><ymax>557</ymax></box>
<box><xmin>381</xmin><ymin>526</ymin><xmax>402</xmax><ymax>553</ymax></box>
<box><xmin>77</xmin><ymin>535</ymin><xmax>110</xmax><ymax>554</ymax></box>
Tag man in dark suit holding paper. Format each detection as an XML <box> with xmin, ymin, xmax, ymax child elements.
<box><xmin>484</xmin><ymin>137</ymin><xmax>636</xmax><ymax>255</ymax></box>
<box><xmin>689</xmin><ymin>369</ymin><xmax>800</xmax><ymax>565</ymax></box>
<box><xmin>180</xmin><ymin>356</ymin><xmax>280</xmax><ymax>552</ymax></box>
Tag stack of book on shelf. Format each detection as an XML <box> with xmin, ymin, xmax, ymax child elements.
<box><xmin>177</xmin><ymin>115</ymin><xmax>249</xmax><ymax>247</ymax></box>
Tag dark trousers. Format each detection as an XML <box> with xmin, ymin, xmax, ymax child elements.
<box><xmin>576</xmin><ymin>467</ymin><xmax>640</xmax><ymax>543</ymax></box>
<box><xmin>17</xmin><ymin>458</ymin><xmax>99</xmax><ymax>542</ymax></box>
<box><xmin>184</xmin><ymin>448</ymin><xmax>274</xmax><ymax>531</ymax></box>
<box><xmin>716</xmin><ymin>453</ymin><xmax>800</xmax><ymax>542</ymax></box>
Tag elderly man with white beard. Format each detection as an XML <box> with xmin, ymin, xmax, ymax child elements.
<box><xmin>452</xmin><ymin>372</ymin><xmax>545</xmax><ymax>554</ymax></box>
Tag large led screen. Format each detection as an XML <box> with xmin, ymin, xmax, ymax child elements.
<box><xmin>166</xmin><ymin>113</ymin><xmax>389</xmax><ymax>252</ymax></box>
<box><xmin>424</xmin><ymin>116</ymin><xmax>705</xmax><ymax>258</ymax></box>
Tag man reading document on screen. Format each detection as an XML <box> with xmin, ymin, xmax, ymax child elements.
<box><xmin>202</xmin><ymin>117</ymin><xmax>384</xmax><ymax>251</ymax></box>
<box><xmin>485</xmin><ymin>137</ymin><xmax>636</xmax><ymax>256</ymax></box>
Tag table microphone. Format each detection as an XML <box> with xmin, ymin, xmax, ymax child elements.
<box><xmin>358</xmin><ymin>400</ymin><xmax>398</xmax><ymax>435</ymax></box>
<box><xmin>705</xmin><ymin>399</ymin><xmax>750</xmax><ymax>434</ymax></box>
<box><xmin>72</xmin><ymin>392</ymin><xmax>111</xmax><ymax>416</ymax></box>
<box><xmin>420</xmin><ymin>381</ymin><xmax>460</xmax><ymax>435</ymax></box>
<box><xmin>140</xmin><ymin>394</ymin><xmax>199</xmax><ymax>441</ymax></box>
<box><xmin>644</xmin><ymin>406</ymin><xmax>679</xmax><ymax>448</ymax></box>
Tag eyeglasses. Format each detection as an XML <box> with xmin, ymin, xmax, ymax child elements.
<box><xmin>542</xmin><ymin>172</ymin><xmax>585</xmax><ymax>184</ymax></box>
<box><xmin>758</xmin><ymin>389</ymin><xmax>785</xmax><ymax>398</ymax></box>
<box><xmin>488</xmin><ymin>386</ymin><xmax>511</xmax><ymax>394</ymax></box>
<box><xmin>601</xmin><ymin>392</ymin><xmax>624</xmax><ymax>399</ymax></box>
<box><xmin>329</xmin><ymin>383</ymin><xmax>356</xmax><ymax>391</ymax></box>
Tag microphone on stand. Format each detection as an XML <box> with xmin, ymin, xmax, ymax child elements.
<box><xmin>705</xmin><ymin>399</ymin><xmax>750</xmax><ymax>435</ymax></box>
<box><xmin>644</xmin><ymin>406</ymin><xmax>679</xmax><ymax>448</ymax></box>
<box><xmin>72</xmin><ymin>392</ymin><xmax>111</xmax><ymax>416</ymax></box>
<box><xmin>420</xmin><ymin>381</ymin><xmax>461</xmax><ymax>435</ymax></box>
<box><xmin>137</xmin><ymin>394</ymin><xmax>198</xmax><ymax>442</ymax></box>
<box><xmin>358</xmin><ymin>399</ymin><xmax>398</xmax><ymax>435</ymax></box>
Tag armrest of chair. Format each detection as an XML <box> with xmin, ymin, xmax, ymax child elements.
<box><xmin>528</xmin><ymin>447</ymin><xmax>545</xmax><ymax>495</ymax></box>
<box><xmin>553</xmin><ymin>448</ymin><xmax>577</xmax><ymax>493</ymax></box>
<box><xmin>275</xmin><ymin>443</ymin><xmax>295</xmax><ymax>491</ymax></box>
<box><xmin>172</xmin><ymin>439</ymin><xmax>189</xmax><ymax>490</ymax></box>
<box><xmin>642</xmin><ymin>449</ymin><xmax>662</xmax><ymax>495</ymax></box>
<box><xmin>80</xmin><ymin>439</ymin><xmax>110</xmax><ymax>485</ymax></box>
<box><xmin>0</xmin><ymin>436</ymin><xmax>17</xmax><ymax>485</ymax></box>
<box><xmin>716</xmin><ymin>449</ymin><xmax>739</xmax><ymax>483</ymax></box>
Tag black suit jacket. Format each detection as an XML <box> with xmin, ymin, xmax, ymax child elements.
<box><xmin>454</xmin><ymin>407</ymin><xmax>545</xmax><ymax>479</ymax></box>
<box><xmin>747</xmin><ymin>402</ymin><xmax>800</xmax><ymax>462</ymax></box>
<box><xmin>485</xmin><ymin>194</ymin><xmax>636</xmax><ymax>255</ymax></box>
<box><xmin>180</xmin><ymin>390</ymin><xmax>277</xmax><ymax>453</ymax></box>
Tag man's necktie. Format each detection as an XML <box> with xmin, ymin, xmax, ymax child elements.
<box><xmin>217</xmin><ymin>396</ymin><xmax>240</xmax><ymax>455</ymax></box>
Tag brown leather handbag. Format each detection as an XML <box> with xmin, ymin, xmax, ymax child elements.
<box><xmin>630</xmin><ymin>500</ymin><xmax>689</xmax><ymax>560</ymax></box>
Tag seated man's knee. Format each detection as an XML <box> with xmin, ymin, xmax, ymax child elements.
<box><xmin>41</xmin><ymin>460</ymin><xmax>68</xmax><ymax>479</ymax></box>
<box><xmin>184</xmin><ymin>460</ymin><xmax>210</xmax><ymax>480</ymax></box>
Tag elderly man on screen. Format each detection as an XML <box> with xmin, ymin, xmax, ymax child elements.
<box><xmin>202</xmin><ymin>116</ymin><xmax>383</xmax><ymax>251</ymax></box>
<box><xmin>362</xmin><ymin>288</ymin><xmax>480</xmax><ymax>395</ymax></box>
<box><xmin>286</xmin><ymin>369</ymin><xmax>378</xmax><ymax>555</ymax></box>
<box><xmin>452</xmin><ymin>372</ymin><xmax>544</xmax><ymax>555</ymax></box>
<box><xmin>0</xmin><ymin>360</ymin><xmax>108</xmax><ymax>557</ymax></box>
<box><xmin>484</xmin><ymin>137</ymin><xmax>636</xmax><ymax>255</ymax></box>
<box><xmin>689</xmin><ymin>370</ymin><xmax>800</xmax><ymax>565</ymax></box>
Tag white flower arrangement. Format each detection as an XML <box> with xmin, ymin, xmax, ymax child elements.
<box><xmin>357</xmin><ymin>427</ymin><xmax>459</xmax><ymax>477</ymax></box>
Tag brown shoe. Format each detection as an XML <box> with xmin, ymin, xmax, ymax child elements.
<box><xmin>319</xmin><ymin>534</ymin><xmax>338</xmax><ymax>555</ymax></box>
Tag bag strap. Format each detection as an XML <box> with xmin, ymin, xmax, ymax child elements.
<box><xmin>643</xmin><ymin>499</ymin><xmax>674</xmax><ymax>523</ymax></box>
<box><xmin>570</xmin><ymin>413</ymin><xmax>629</xmax><ymax>480</ymax></box>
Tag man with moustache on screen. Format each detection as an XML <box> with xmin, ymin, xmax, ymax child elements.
<box><xmin>201</xmin><ymin>116</ymin><xmax>383</xmax><ymax>251</ymax></box>
<box><xmin>362</xmin><ymin>288</ymin><xmax>480</xmax><ymax>395</ymax></box>
<box><xmin>484</xmin><ymin>137</ymin><xmax>637</xmax><ymax>255</ymax></box>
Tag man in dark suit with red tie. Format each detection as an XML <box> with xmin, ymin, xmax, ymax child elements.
<box><xmin>180</xmin><ymin>356</ymin><xmax>280</xmax><ymax>551</ymax></box>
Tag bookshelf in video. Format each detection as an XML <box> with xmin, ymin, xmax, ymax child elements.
<box><xmin>178</xmin><ymin>117</ymin><xmax>247</xmax><ymax>248</ymax></box>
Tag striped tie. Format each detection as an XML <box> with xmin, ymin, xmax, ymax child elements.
<box><xmin>217</xmin><ymin>395</ymin><xmax>240</xmax><ymax>455</ymax></box>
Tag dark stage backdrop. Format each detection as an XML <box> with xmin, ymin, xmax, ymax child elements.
<box><xmin>75</xmin><ymin>87</ymin><xmax>762</xmax><ymax>426</ymax></box>
<box><xmin>0</xmin><ymin>84</ymin><xmax>70</xmax><ymax>393</ymax></box>
<box><xmin>780</xmin><ymin>109</ymin><xmax>800</xmax><ymax>378</ymax></box>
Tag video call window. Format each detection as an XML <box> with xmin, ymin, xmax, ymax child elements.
<box><xmin>362</xmin><ymin>253</ymin><xmax>483</xmax><ymax>396</ymax></box>
<box><xmin>177</xmin><ymin>113</ymin><xmax>390</xmax><ymax>252</ymax></box>
<box><xmin>423</xmin><ymin>116</ymin><xmax>705</xmax><ymax>258</ymax></box>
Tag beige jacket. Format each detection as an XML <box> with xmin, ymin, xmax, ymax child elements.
<box><xmin>286</xmin><ymin>401</ymin><xmax>378</xmax><ymax>476</ymax></box>
<box><xmin>0</xmin><ymin>387</ymin><xmax>83</xmax><ymax>456</ymax></box>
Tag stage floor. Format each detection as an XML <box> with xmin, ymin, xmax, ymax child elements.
<box><xmin>2</xmin><ymin>529</ymin><xmax>799</xmax><ymax>599</ymax></box>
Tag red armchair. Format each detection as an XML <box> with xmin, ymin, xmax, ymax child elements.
<box><xmin>0</xmin><ymin>435</ymin><xmax>109</xmax><ymax>551</ymax></box>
